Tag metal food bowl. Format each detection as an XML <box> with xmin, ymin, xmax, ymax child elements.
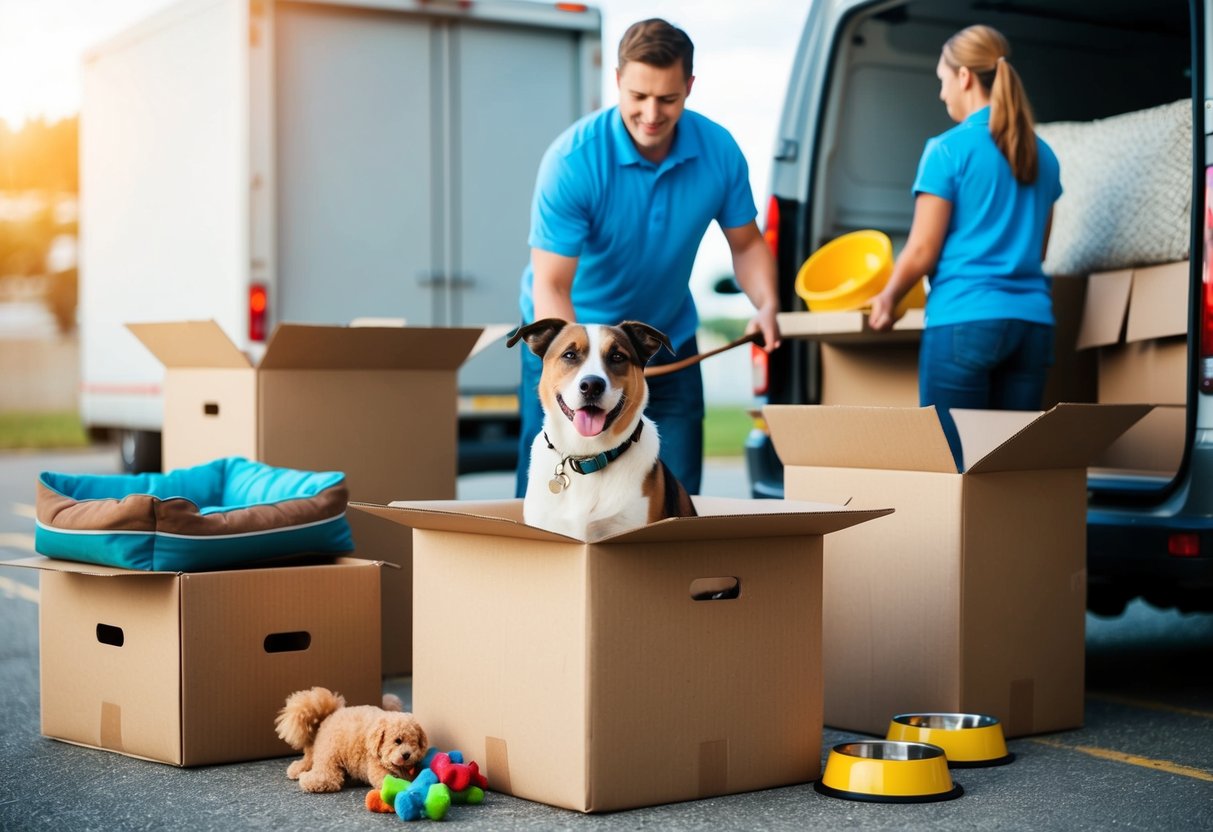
<box><xmin>886</xmin><ymin>713</ymin><xmax>1015</xmax><ymax>768</ymax></box>
<box><xmin>814</xmin><ymin>740</ymin><xmax>964</xmax><ymax>803</ymax></box>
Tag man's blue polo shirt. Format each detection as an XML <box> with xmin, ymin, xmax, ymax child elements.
<box><xmin>520</xmin><ymin>106</ymin><xmax>757</xmax><ymax>350</ymax></box>
<box><xmin>914</xmin><ymin>106</ymin><xmax>1062</xmax><ymax>327</ymax></box>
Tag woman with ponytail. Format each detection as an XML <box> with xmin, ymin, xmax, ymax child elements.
<box><xmin>869</xmin><ymin>24</ymin><xmax>1062</xmax><ymax>469</ymax></box>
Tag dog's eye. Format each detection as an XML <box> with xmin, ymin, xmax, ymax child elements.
<box><xmin>561</xmin><ymin>349</ymin><xmax>578</xmax><ymax>362</ymax></box>
<box><xmin>608</xmin><ymin>351</ymin><xmax>628</xmax><ymax>364</ymax></box>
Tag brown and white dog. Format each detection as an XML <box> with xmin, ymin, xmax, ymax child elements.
<box><xmin>507</xmin><ymin>318</ymin><xmax>697</xmax><ymax>540</ymax></box>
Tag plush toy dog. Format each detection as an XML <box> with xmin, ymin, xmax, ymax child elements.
<box><xmin>275</xmin><ymin>686</ymin><xmax>429</xmax><ymax>793</ymax></box>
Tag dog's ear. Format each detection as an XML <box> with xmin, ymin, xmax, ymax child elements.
<box><xmin>506</xmin><ymin>318</ymin><xmax>568</xmax><ymax>358</ymax></box>
<box><xmin>618</xmin><ymin>321</ymin><xmax>673</xmax><ymax>365</ymax></box>
<box><xmin>369</xmin><ymin>726</ymin><xmax>386</xmax><ymax>757</ymax></box>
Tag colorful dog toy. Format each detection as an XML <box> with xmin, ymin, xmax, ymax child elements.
<box><xmin>365</xmin><ymin>749</ymin><xmax>488</xmax><ymax>820</ymax></box>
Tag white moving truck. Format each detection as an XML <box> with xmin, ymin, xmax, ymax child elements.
<box><xmin>79</xmin><ymin>0</ymin><xmax>602</xmax><ymax>472</ymax></box>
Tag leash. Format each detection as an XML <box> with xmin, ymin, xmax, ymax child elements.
<box><xmin>643</xmin><ymin>331</ymin><xmax>764</xmax><ymax>378</ymax></box>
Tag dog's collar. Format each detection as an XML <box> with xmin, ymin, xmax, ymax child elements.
<box><xmin>544</xmin><ymin>419</ymin><xmax>644</xmax><ymax>476</ymax></box>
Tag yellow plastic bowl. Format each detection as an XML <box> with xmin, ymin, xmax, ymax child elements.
<box><xmin>886</xmin><ymin>713</ymin><xmax>1014</xmax><ymax>768</ymax></box>
<box><xmin>814</xmin><ymin>740</ymin><xmax>963</xmax><ymax>803</ymax></box>
<box><xmin>795</xmin><ymin>230</ymin><xmax>893</xmax><ymax>312</ymax></box>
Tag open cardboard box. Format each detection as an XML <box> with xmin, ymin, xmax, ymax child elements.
<box><xmin>764</xmin><ymin>402</ymin><xmax>1149</xmax><ymax>738</ymax></box>
<box><xmin>352</xmin><ymin>496</ymin><xmax>891</xmax><ymax>812</ymax></box>
<box><xmin>128</xmin><ymin>320</ymin><xmax>497</xmax><ymax>675</ymax></box>
<box><xmin>3</xmin><ymin>555</ymin><xmax>385</xmax><ymax>766</ymax></box>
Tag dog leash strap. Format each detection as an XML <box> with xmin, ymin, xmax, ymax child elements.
<box><xmin>643</xmin><ymin>331</ymin><xmax>763</xmax><ymax>378</ymax></box>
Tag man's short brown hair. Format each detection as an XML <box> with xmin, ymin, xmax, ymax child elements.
<box><xmin>617</xmin><ymin>18</ymin><xmax>694</xmax><ymax>80</ymax></box>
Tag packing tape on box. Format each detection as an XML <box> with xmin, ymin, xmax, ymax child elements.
<box><xmin>485</xmin><ymin>736</ymin><xmax>511</xmax><ymax>794</ymax></box>
<box><xmin>1009</xmin><ymin>678</ymin><xmax>1034</xmax><ymax>737</ymax></box>
<box><xmin>698</xmin><ymin>739</ymin><xmax>728</xmax><ymax>797</ymax></box>
<box><xmin>100</xmin><ymin>701</ymin><xmax>124</xmax><ymax>751</ymax></box>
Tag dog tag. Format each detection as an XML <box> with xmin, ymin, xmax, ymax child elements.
<box><xmin>548</xmin><ymin>472</ymin><xmax>571</xmax><ymax>494</ymax></box>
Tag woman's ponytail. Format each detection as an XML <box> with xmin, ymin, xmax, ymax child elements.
<box><xmin>943</xmin><ymin>25</ymin><xmax>1039</xmax><ymax>184</ymax></box>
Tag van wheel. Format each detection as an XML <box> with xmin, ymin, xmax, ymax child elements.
<box><xmin>119</xmin><ymin>430</ymin><xmax>162</xmax><ymax>474</ymax></box>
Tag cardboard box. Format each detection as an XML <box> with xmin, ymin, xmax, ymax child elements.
<box><xmin>764</xmin><ymin>403</ymin><xmax>1149</xmax><ymax>738</ymax></box>
<box><xmin>779</xmin><ymin>274</ymin><xmax>1091</xmax><ymax>408</ymax></box>
<box><xmin>1092</xmin><ymin>404</ymin><xmax>1185</xmax><ymax>474</ymax></box>
<box><xmin>129</xmin><ymin>320</ymin><xmax>486</xmax><ymax>675</ymax></box>
<box><xmin>352</xmin><ymin>496</ymin><xmax>891</xmax><ymax>812</ymax></box>
<box><xmin>3</xmin><ymin>556</ymin><xmax>384</xmax><ymax>766</ymax></box>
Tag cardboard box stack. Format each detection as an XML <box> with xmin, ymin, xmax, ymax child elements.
<box><xmin>1076</xmin><ymin>262</ymin><xmax>1189</xmax><ymax>474</ymax></box>
<box><xmin>5</xmin><ymin>556</ymin><xmax>384</xmax><ymax>766</ymax></box>
<box><xmin>764</xmin><ymin>403</ymin><xmax>1148</xmax><ymax>738</ymax></box>
<box><xmin>129</xmin><ymin>320</ymin><xmax>490</xmax><ymax>674</ymax></box>
<box><xmin>353</xmin><ymin>496</ymin><xmax>891</xmax><ymax>812</ymax></box>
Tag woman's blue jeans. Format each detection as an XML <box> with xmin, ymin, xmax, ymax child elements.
<box><xmin>514</xmin><ymin>335</ymin><xmax>705</xmax><ymax>497</ymax></box>
<box><xmin>918</xmin><ymin>320</ymin><xmax>1054</xmax><ymax>470</ymax></box>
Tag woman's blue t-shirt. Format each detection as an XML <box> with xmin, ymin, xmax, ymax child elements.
<box><xmin>914</xmin><ymin>106</ymin><xmax>1062</xmax><ymax>327</ymax></box>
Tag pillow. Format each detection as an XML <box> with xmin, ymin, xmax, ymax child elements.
<box><xmin>35</xmin><ymin>457</ymin><xmax>354</xmax><ymax>572</ymax></box>
<box><xmin>1037</xmin><ymin>99</ymin><xmax>1191</xmax><ymax>275</ymax></box>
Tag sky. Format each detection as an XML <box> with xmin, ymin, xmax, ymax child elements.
<box><xmin>0</xmin><ymin>0</ymin><xmax>808</xmax><ymax>313</ymax></box>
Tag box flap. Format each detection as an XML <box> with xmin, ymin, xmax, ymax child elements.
<box><xmin>598</xmin><ymin>497</ymin><xmax>892</xmax><ymax>543</ymax></box>
<box><xmin>350</xmin><ymin>500</ymin><xmax>573</xmax><ymax>543</ymax></box>
<box><xmin>0</xmin><ymin>555</ymin><xmax>174</xmax><ymax>577</ymax></box>
<box><xmin>469</xmin><ymin>323</ymin><xmax>517</xmax><ymax>359</ymax></box>
<box><xmin>1075</xmin><ymin>270</ymin><xmax>1132</xmax><ymax>349</ymax></box>
<box><xmin>259</xmin><ymin>324</ymin><xmax>483</xmax><ymax>370</ymax></box>
<box><xmin>126</xmin><ymin>320</ymin><xmax>251</xmax><ymax>369</ymax></box>
<box><xmin>350</xmin><ymin>498</ymin><xmax>891</xmax><ymax>544</ymax></box>
<box><xmin>1126</xmin><ymin>261</ymin><xmax>1188</xmax><ymax>342</ymax></box>
<box><xmin>764</xmin><ymin>405</ymin><xmax>958</xmax><ymax>473</ymax></box>
<box><xmin>957</xmin><ymin>402</ymin><xmax>1153</xmax><ymax>473</ymax></box>
<box><xmin>777</xmin><ymin>309</ymin><xmax>924</xmax><ymax>344</ymax></box>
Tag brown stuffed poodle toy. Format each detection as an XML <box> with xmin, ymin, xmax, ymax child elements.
<box><xmin>274</xmin><ymin>685</ymin><xmax>429</xmax><ymax>792</ymax></box>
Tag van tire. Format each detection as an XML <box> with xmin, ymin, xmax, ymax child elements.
<box><xmin>119</xmin><ymin>430</ymin><xmax>162</xmax><ymax>474</ymax></box>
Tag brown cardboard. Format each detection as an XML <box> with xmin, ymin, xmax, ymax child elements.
<box><xmin>1076</xmin><ymin>269</ymin><xmax>1133</xmax><ymax>349</ymax></box>
<box><xmin>1043</xmin><ymin>274</ymin><xmax>1097</xmax><ymax>407</ymax></box>
<box><xmin>820</xmin><ymin>343</ymin><xmax>919</xmax><ymax>406</ymax></box>
<box><xmin>129</xmin><ymin>319</ymin><xmax>483</xmax><ymax>675</ymax></box>
<box><xmin>4</xmin><ymin>556</ymin><xmax>384</xmax><ymax>766</ymax></box>
<box><xmin>1097</xmin><ymin>338</ymin><xmax>1187</xmax><ymax>405</ymax></box>
<box><xmin>1091</xmin><ymin>404</ymin><xmax>1185</xmax><ymax>474</ymax></box>
<box><xmin>352</xmin><ymin>496</ymin><xmax>892</xmax><ymax>812</ymax></box>
<box><xmin>1125</xmin><ymin>261</ymin><xmax>1189</xmax><ymax>342</ymax></box>
<box><xmin>765</xmin><ymin>403</ymin><xmax>1149</xmax><ymax>738</ymax></box>
<box><xmin>776</xmin><ymin>308</ymin><xmax>925</xmax><ymax>343</ymax></box>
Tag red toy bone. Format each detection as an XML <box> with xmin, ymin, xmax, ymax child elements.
<box><xmin>428</xmin><ymin>751</ymin><xmax>487</xmax><ymax>793</ymax></box>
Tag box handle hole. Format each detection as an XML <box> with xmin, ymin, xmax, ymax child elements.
<box><xmin>264</xmin><ymin>631</ymin><xmax>311</xmax><ymax>653</ymax></box>
<box><xmin>203</xmin><ymin>403</ymin><xmax>220</xmax><ymax>416</ymax></box>
<box><xmin>690</xmin><ymin>577</ymin><xmax>740</xmax><ymax>601</ymax></box>
<box><xmin>96</xmin><ymin>623</ymin><xmax>124</xmax><ymax>647</ymax></box>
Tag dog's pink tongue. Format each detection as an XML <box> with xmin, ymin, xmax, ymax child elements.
<box><xmin>574</xmin><ymin>408</ymin><xmax>607</xmax><ymax>437</ymax></box>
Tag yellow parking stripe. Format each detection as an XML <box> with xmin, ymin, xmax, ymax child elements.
<box><xmin>0</xmin><ymin>574</ymin><xmax>39</xmax><ymax>604</ymax></box>
<box><xmin>1088</xmin><ymin>692</ymin><xmax>1213</xmax><ymax>721</ymax></box>
<box><xmin>1031</xmin><ymin>738</ymin><xmax>1213</xmax><ymax>782</ymax></box>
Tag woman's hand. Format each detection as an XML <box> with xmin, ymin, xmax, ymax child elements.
<box><xmin>868</xmin><ymin>289</ymin><xmax>901</xmax><ymax>331</ymax></box>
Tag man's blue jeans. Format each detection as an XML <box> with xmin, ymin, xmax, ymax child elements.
<box><xmin>918</xmin><ymin>320</ymin><xmax>1054</xmax><ymax>470</ymax></box>
<box><xmin>514</xmin><ymin>335</ymin><xmax>705</xmax><ymax>497</ymax></box>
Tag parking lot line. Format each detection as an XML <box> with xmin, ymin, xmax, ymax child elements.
<box><xmin>1088</xmin><ymin>691</ymin><xmax>1213</xmax><ymax>721</ymax></box>
<box><xmin>1031</xmin><ymin>737</ymin><xmax>1213</xmax><ymax>782</ymax></box>
<box><xmin>0</xmin><ymin>574</ymin><xmax>38</xmax><ymax>603</ymax></box>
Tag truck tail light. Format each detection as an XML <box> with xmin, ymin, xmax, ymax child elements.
<box><xmin>1200</xmin><ymin>166</ymin><xmax>1213</xmax><ymax>392</ymax></box>
<box><xmin>249</xmin><ymin>282</ymin><xmax>268</xmax><ymax>342</ymax></box>
<box><xmin>751</xmin><ymin>342</ymin><xmax>769</xmax><ymax>396</ymax></box>
<box><xmin>764</xmin><ymin>195</ymin><xmax>780</xmax><ymax>259</ymax></box>
<box><xmin>1168</xmin><ymin>533</ymin><xmax>1200</xmax><ymax>557</ymax></box>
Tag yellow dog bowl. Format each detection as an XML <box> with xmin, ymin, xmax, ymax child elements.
<box><xmin>887</xmin><ymin>713</ymin><xmax>1014</xmax><ymax>768</ymax></box>
<box><xmin>795</xmin><ymin>229</ymin><xmax>893</xmax><ymax>312</ymax></box>
<box><xmin>814</xmin><ymin>740</ymin><xmax>963</xmax><ymax>803</ymax></box>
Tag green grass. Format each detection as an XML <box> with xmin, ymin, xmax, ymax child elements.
<box><xmin>704</xmin><ymin>405</ymin><xmax>753</xmax><ymax>458</ymax></box>
<box><xmin>0</xmin><ymin>411</ymin><xmax>90</xmax><ymax>450</ymax></box>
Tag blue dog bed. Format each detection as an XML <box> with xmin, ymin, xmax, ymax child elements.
<box><xmin>35</xmin><ymin>457</ymin><xmax>354</xmax><ymax>572</ymax></box>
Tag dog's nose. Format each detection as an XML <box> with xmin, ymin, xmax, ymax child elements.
<box><xmin>579</xmin><ymin>375</ymin><xmax>606</xmax><ymax>399</ymax></box>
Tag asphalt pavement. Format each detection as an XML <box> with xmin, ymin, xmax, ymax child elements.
<box><xmin>1</xmin><ymin>447</ymin><xmax>1211</xmax><ymax>831</ymax></box>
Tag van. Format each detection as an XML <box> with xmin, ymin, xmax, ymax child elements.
<box><xmin>746</xmin><ymin>0</ymin><xmax>1211</xmax><ymax>615</ymax></box>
